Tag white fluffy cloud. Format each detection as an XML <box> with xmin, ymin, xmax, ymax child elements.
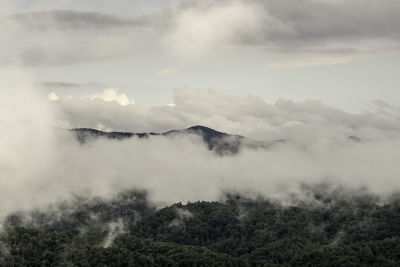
<box><xmin>163</xmin><ymin>0</ymin><xmax>265</xmax><ymax>59</ymax></box>
<box><xmin>91</xmin><ymin>88</ymin><xmax>135</xmax><ymax>106</ymax></box>
<box><xmin>50</xmin><ymin>87</ymin><xmax>400</xmax><ymax>142</ymax></box>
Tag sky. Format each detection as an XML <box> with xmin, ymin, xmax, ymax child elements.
<box><xmin>1</xmin><ymin>0</ymin><xmax>400</xmax><ymax>111</ymax></box>
<box><xmin>2</xmin><ymin>0</ymin><xmax>400</xmax><ymax>214</ymax></box>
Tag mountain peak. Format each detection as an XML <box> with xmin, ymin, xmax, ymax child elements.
<box><xmin>186</xmin><ymin>125</ymin><xmax>223</xmax><ymax>134</ymax></box>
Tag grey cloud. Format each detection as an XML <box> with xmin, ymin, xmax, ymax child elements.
<box><xmin>1</xmin><ymin>10</ymin><xmax>145</xmax><ymax>66</ymax></box>
<box><xmin>158</xmin><ymin>0</ymin><xmax>400</xmax><ymax>54</ymax></box>
<box><xmin>37</xmin><ymin>81</ymin><xmax>106</xmax><ymax>90</ymax></box>
<box><xmin>6</xmin><ymin>9</ymin><xmax>147</xmax><ymax>31</ymax></box>
<box><xmin>255</xmin><ymin>0</ymin><xmax>400</xmax><ymax>47</ymax></box>
<box><xmin>37</xmin><ymin>81</ymin><xmax>82</xmax><ymax>89</ymax></box>
<box><xmin>5</xmin><ymin>0</ymin><xmax>400</xmax><ymax>66</ymax></box>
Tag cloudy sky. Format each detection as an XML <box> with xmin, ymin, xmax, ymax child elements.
<box><xmin>3</xmin><ymin>0</ymin><xmax>400</xmax><ymax>213</ymax></box>
<box><xmin>1</xmin><ymin>0</ymin><xmax>400</xmax><ymax>111</ymax></box>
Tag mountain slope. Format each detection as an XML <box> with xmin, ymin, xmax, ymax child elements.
<box><xmin>2</xmin><ymin>188</ymin><xmax>400</xmax><ymax>266</ymax></box>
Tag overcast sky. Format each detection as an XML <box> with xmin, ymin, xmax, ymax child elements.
<box><xmin>1</xmin><ymin>0</ymin><xmax>400</xmax><ymax>111</ymax></box>
<box><xmin>3</xmin><ymin>0</ymin><xmax>400</xmax><ymax>212</ymax></box>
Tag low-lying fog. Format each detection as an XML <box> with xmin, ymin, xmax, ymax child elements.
<box><xmin>2</xmin><ymin>69</ymin><xmax>400</xmax><ymax>217</ymax></box>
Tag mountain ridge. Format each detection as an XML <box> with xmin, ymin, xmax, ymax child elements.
<box><xmin>71</xmin><ymin>125</ymin><xmax>285</xmax><ymax>154</ymax></box>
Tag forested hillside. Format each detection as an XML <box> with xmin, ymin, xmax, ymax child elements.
<box><xmin>1</xmin><ymin>186</ymin><xmax>400</xmax><ymax>266</ymax></box>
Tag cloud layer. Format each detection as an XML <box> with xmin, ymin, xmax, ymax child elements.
<box><xmin>2</xmin><ymin>0</ymin><xmax>400</xmax><ymax>66</ymax></box>
<box><xmin>159</xmin><ymin>0</ymin><xmax>400</xmax><ymax>61</ymax></box>
<box><xmin>2</xmin><ymin>77</ymin><xmax>400</xmax><ymax>217</ymax></box>
<box><xmin>6</xmin><ymin>10</ymin><xmax>145</xmax><ymax>31</ymax></box>
<box><xmin>50</xmin><ymin>87</ymin><xmax>400</xmax><ymax>142</ymax></box>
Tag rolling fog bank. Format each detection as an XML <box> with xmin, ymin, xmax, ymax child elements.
<box><xmin>1</xmin><ymin>69</ymin><xmax>400</xmax><ymax>217</ymax></box>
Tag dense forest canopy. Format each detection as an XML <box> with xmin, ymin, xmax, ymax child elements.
<box><xmin>1</xmin><ymin>185</ymin><xmax>400</xmax><ymax>266</ymax></box>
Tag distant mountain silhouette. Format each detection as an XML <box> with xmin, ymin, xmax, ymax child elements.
<box><xmin>72</xmin><ymin>125</ymin><xmax>286</xmax><ymax>154</ymax></box>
